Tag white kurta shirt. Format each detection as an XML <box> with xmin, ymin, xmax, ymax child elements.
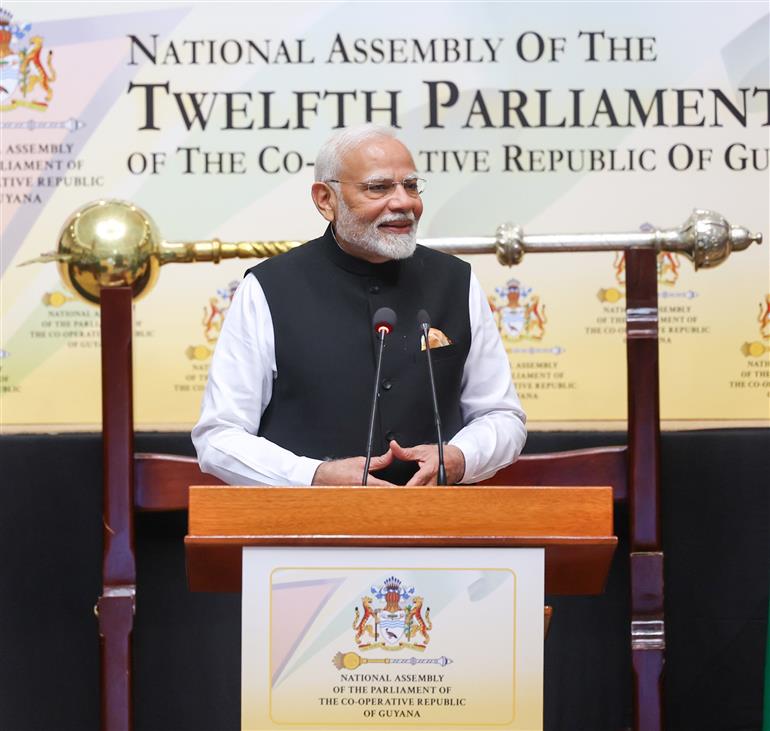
<box><xmin>192</xmin><ymin>271</ymin><xmax>526</xmax><ymax>485</ymax></box>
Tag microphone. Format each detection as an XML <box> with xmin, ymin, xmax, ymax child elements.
<box><xmin>362</xmin><ymin>307</ymin><xmax>397</xmax><ymax>485</ymax></box>
<box><xmin>417</xmin><ymin>309</ymin><xmax>446</xmax><ymax>485</ymax></box>
<box><xmin>373</xmin><ymin>308</ymin><xmax>397</xmax><ymax>336</ymax></box>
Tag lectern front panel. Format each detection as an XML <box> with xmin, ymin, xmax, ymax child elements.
<box><xmin>241</xmin><ymin>547</ymin><xmax>545</xmax><ymax>731</ymax></box>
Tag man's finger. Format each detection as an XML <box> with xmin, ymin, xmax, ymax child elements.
<box><xmin>389</xmin><ymin>439</ymin><xmax>418</xmax><ymax>461</ymax></box>
<box><xmin>406</xmin><ymin>467</ymin><xmax>435</xmax><ymax>486</ymax></box>
<box><xmin>368</xmin><ymin>449</ymin><xmax>394</xmax><ymax>470</ymax></box>
<box><xmin>364</xmin><ymin>474</ymin><xmax>396</xmax><ymax>486</ymax></box>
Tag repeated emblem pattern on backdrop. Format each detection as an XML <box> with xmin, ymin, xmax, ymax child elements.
<box><xmin>742</xmin><ymin>293</ymin><xmax>770</xmax><ymax>357</ymax></box>
<box><xmin>186</xmin><ymin>280</ymin><xmax>239</xmax><ymax>362</ymax></box>
<box><xmin>597</xmin><ymin>251</ymin><xmax>694</xmax><ymax>304</ymax></box>
<box><xmin>0</xmin><ymin>9</ymin><xmax>56</xmax><ymax>112</ymax></box>
<box><xmin>491</xmin><ymin>279</ymin><xmax>548</xmax><ymax>343</ymax></box>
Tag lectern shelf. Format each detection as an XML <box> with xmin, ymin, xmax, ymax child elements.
<box><xmin>185</xmin><ymin>484</ymin><xmax>616</xmax><ymax>596</ymax></box>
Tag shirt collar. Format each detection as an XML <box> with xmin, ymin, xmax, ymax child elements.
<box><xmin>321</xmin><ymin>224</ymin><xmax>401</xmax><ymax>279</ymax></box>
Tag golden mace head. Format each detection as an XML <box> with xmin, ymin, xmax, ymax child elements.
<box><xmin>332</xmin><ymin>651</ymin><xmax>365</xmax><ymax>670</ymax></box>
<box><xmin>20</xmin><ymin>198</ymin><xmax>301</xmax><ymax>305</ymax></box>
<box><xmin>56</xmin><ymin>199</ymin><xmax>161</xmax><ymax>305</ymax></box>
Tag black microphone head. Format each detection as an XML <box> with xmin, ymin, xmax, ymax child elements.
<box><xmin>373</xmin><ymin>307</ymin><xmax>397</xmax><ymax>335</ymax></box>
<box><xmin>417</xmin><ymin>309</ymin><xmax>431</xmax><ymax>328</ymax></box>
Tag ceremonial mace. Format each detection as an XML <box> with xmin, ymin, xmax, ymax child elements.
<box><xmin>332</xmin><ymin>651</ymin><xmax>453</xmax><ymax>670</ymax></box>
<box><xmin>20</xmin><ymin>199</ymin><xmax>762</xmax><ymax>304</ymax></box>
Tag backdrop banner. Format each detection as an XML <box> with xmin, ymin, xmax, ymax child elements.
<box><xmin>1</xmin><ymin>2</ymin><xmax>768</xmax><ymax>431</ymax></box>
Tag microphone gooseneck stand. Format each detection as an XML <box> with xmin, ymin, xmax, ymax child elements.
<box><xmin>362</xmin><ymin>307</ymin><xmax>397</xmax><ymax>485</ymax></box>
<box><xmin>418</xmin><ymin>309</ymin><xmax>446</xmax><ymax>486</ymax></box>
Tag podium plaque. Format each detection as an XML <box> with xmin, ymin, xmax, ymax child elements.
<box><xmin>242</xmin><ymin>547</ymin><xmax>544</xmax><ymax>731</ymax></box>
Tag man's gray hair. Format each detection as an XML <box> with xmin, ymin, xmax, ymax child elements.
<box><xmin>314</xmin><ymin>124</ymin><xmax>397</xmax><ymax>182</ymax></box>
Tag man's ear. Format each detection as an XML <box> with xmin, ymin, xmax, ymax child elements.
<box><xmin>311</xmin><ymin>182</ymin><xmax>336</xmax><ymax>223</ymax></box>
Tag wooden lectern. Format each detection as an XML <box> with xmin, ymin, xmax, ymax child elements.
<box><xmin>185</xmin><ymin>485</ymin><xmax>616</xmax><ymax>597</ymax></box>
<box><xmin>185</xmin><ymin>485</ymin><xmax>615</xmax><ymax>729</ymax></box>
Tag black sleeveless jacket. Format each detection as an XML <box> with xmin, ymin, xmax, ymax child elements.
<box><xmin>248</xmin><ymin>226</ymin><xmax>471</xmax><ymax>484</ymax></box>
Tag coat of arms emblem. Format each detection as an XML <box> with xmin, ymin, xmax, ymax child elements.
<box><xmin>598</xmin><ymin>224</ymin><xmax>689</xmax><ymax>304</ymax></box>
<box><xmin>352</xmin><ymin>576</ymin><xmax>433</xmax><ymax>651</ymax></box>
<box><xmin>490</xmin><ymin>278</ymin><xmax>547</xmax><ymax>342</ymax></box>
<box><xmin>186</xmin><ymin>280</ymin><xmax>239</xmax><ymax>361</ymax></box>
<box><xmin>740</xmin><ymin>292</ymin><xmax>770</xmax><ymax>357</ymax></box>
<box><xmin>0</xmin><ymin>9</ymin><xmax>57</xmax><ymax>112</ymax></box>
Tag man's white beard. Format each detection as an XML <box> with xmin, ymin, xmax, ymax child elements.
<box><xmin>334</xmin><ymin>198</ymin><xmax>418</xmax><ymax>260</ymax></box>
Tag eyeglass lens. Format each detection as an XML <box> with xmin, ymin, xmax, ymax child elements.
<box><xmin>366</xmin><ymin>179</ymin><xmax>425</xmax><ymax>197</ymax></box>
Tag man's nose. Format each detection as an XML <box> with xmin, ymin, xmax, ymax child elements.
<box><xmin>387</xmin><ymin>182</ymin><xmax>416</xmax><ymax>210</ymax></box>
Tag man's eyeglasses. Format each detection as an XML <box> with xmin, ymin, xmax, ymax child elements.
<box><xmin>325</xmin><ymin>177</ymin><xmax>426</xmax><ymax>199</ymax></box>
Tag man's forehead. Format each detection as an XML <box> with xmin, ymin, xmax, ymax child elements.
<box><xmin>340</xmin><ymin>137</ymin><xmax>416</xmax><ymax>179</ymax></box>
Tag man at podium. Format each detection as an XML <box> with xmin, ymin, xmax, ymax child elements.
<box><xmin>192</xmin><ymin>124</ymin><xmax>526</xmax><ymax>486</ymax></box>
